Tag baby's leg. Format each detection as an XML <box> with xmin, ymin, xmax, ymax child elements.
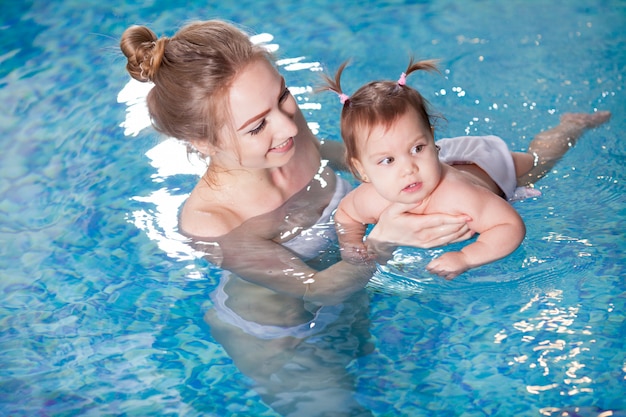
<box><xmin>511</xmin><ymin>152</ymin><xmax>534</xmax><ymax>178</ymax></box>
<box><xmin>517</xmin><ymin>111</ymin><xmax>611</xmax><ymax>186</ymax></box>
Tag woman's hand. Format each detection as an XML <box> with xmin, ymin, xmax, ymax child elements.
<box><xmin>366</xmin><ymin>202</ymin><xmax>473</xmax><ymax>255</ymax></box>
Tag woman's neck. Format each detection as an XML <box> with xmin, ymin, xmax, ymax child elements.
<box><xmin>207</xmin><ymin>134</ymin><xmax>322</xmax><ymax>197</ymax></box>
<box><xmin>204</xmin><ymin>163</ymin><xmax>299</xmax><ymax>193</ymax></box>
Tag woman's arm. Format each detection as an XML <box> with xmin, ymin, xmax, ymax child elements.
<box><xmin>202</xmin><ymin>225</ymin><xmax>375</xmax><ymax>306</ymax></box>
<box><xmin>335</xmin><ymin>185</ymin><xmax>474</xmax><ymax>263</ymax></box>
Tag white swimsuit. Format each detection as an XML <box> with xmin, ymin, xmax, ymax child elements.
<box><xmin>438</xmin><ymin>135</ymin><xmax>541</xmax><ymax>200</ymax></box>
<box><xmin>210</xmin><ymin>273</ymin><xmax>344</xmax><ymax>340</ymax></box>
<box><xmin>437</xmin><ymin>135</ymin><xmax>518</xmax><ymax>199</ymax></box>
<box><xmin>281</xmin><ymin>174</ymin><xmax>352</xmax><ymax>260</ymax></box>
<box><xmin>208</xmin><ymin>174</ymin><xmax>351</xmax><ymax>340</ymax></box>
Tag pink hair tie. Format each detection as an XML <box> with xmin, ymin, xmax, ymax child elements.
<box><xmin>397</xmin><ymin>72</ymin><xmax>407</xmax><ymax>86</ymax></box>
<box><xmin>339</xmin><ymin>93</ymin><xmax>350</xmax><ymax>104</ymax></box>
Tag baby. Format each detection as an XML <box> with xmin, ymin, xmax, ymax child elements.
<box><xmin>325</xmin><ymin>59</ymin><xmax>610</xmax><ymax>279</ymax></box>
<box><xmin>324</xmin><ymin>59</ymin><xmax>528</xmax><ymax>279</ymax></box>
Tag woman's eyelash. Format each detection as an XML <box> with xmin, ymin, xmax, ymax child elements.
<box><xmin>249</xmin><ymin>119</ymin><xmax>267</xmax><ymax>136</ymax></box>
<box><xmin>249</xmin><ymin>89</ymin><xmax>289</xmax><ymax>136</ymax></box>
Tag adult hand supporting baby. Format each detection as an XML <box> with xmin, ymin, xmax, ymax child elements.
<box><xmin>366</xmin><ymin>202</ymin><xmax>473</xmax><ymax>261</ymax></box>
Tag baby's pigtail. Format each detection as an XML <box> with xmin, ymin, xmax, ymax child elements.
<box><xmin>319</xmin><ymin>60</ymin><xmax>351</xmax><ymax>105</ymax></box>
<box><xmin>404</xmin><ymin>57</ymin><xmax>441</xmax><ymax>79</ymax></box>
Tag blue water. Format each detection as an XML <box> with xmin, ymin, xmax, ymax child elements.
<box><xmin>1</xmin><ymin>1</ymin><xmax>625</xmax><ymax>416</ymax></box>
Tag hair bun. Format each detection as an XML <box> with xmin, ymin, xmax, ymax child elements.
<box><xmin>120</xmin><ymin>26</ymin><xmax>168</xmax><ymax>83</ymax></box>
<box><xmin>144</xmin><ymin>37</ymin><xmax>168</xmax><ymax>81</ymax></box>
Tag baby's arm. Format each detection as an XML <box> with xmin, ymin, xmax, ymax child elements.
<box><xmin>426</xmin><ymin>186</ymin><xmax>525</xmax><ymax>279</ymax></box>
<box><xmin>334</xmin><ymin>185</ymin><xmax>388</xmax><ymax>263</ymax></box>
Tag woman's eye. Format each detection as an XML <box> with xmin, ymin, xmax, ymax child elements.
<box><xmin>279</xmin><ymin>88</ymin><xmax>291</xmax><ymax>103</ymax></box>
<box><xmin>249</xmin><ymin>119</ymin><xmax>267</xmax><ymax>136</ymax></box>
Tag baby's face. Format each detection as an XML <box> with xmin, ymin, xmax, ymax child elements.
<box><xmin>353</xmin><ymin>108</ymin><xmax>442</xmax><ymax>204</ymax></box>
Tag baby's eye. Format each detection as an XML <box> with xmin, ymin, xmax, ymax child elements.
<box><xmin>378</xmin><ymin>157</ymin><xmax>394</xmax><ymax>165</ymax></box>
<box><xmin>411</xmin><ymin>144</ymin><xmax>425</xmax><ymax>154</ymax></box>
<box><xmin>249</xmin><ymin>119</ymin><xmax>267</xmax><ymax>136</ymax></box>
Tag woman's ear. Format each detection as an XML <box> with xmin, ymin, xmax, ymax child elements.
<box><xmin>189</xmin><ymin>139</ymin><xmax>217</xmax><ymax>157</ymax></box>
<box><xmin>351</xmin><ymin>158</ymin><xmax>369</xmax><ymax>182</ymax></box>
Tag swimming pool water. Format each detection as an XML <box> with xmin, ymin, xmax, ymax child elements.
<box><xmin>1</xmin><ymin>1</ymin><xmax>624</xmax><ymax>416</ymax></box>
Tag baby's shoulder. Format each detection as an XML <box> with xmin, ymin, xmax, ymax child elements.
<box><xmin>340</xmin><ymin>183</ymin><xmax>390</xmax><ymax>220</ymax></box>
<box><xmin>433</xmin><ymin>168</ymin><xmax>498</xmax><ymax>208</ymax></box>
<box><xmin>354</xmin><ymin>183</ymin><xmax>389</xmax><ymax>204</ymax></box>
<box><xmin>438</xmin><ymin>166</ymin><xmax>485</xmax><ymax>193</ymax></box>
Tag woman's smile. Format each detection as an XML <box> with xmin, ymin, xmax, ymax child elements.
<box><xmin>269</xmin><ymin>137</ymin><xmax>294</xmax><ymax>153</ymax></box>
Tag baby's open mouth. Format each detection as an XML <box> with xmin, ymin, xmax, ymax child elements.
<box><xmin>403</xmin><ymin>182</ymin><xmax>421</xmax><ymax>192</ymax></box>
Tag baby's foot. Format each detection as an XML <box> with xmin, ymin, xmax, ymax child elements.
<box><xmin>560</xmin><ymin>111</ymin><xmax>611</xmax><ymax>129</ymax></box>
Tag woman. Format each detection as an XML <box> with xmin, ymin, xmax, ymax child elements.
<box><xmin>120</xmin><ymin>20</ymin><xmax>473</xmax><ymax>415</ymax></box>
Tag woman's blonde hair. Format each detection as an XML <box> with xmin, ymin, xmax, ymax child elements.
<box><xmin>120</xmin><ymin>20</ymin><xmax>273</xmax><ymax>151</ymax></box>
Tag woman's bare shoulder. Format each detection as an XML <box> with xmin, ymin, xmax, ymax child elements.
<box><xmin>179</xmin><ymin>190</ymin><xmax>240</xmax><ymax>238</ymax></box>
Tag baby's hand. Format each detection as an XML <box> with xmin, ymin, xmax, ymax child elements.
<box><xmin>340</xmin><ymin>242</ymin><xmax>374</xmax><ymax>264</ymax></box>
<box><xmin>426</xmin><ymin>251</ymin><xmax>470</xmax><ymax>280</ymax></box>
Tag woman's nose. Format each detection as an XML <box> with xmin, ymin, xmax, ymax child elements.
<box><xmin>278</xmin><ymin>111</ymin><xmax>298</xmax><ymax>138</ymax></box>
<box><xmin>277</xmin><ymin>101</ymin><xmax>299</xmax><ymax>136</ymax></box>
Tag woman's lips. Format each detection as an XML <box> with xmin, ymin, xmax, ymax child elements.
<box><xmin>270</xmin><ymin>137</ymin><xmax>294</xmax><ymax>153</ymax></box>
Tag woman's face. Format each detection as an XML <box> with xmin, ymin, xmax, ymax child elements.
<box><xmin>217</xmin><ymin>58</ymin><xmax>299</xmax><ymax>170</ymax></box>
